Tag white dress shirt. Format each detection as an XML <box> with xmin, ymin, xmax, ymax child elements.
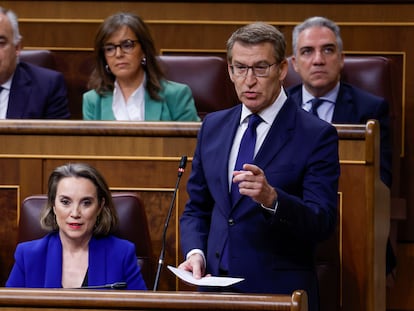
<box><xmin>112</xmin><ymin>77</ymin><xmax>146</xmax><ymax>121</ymax></box>
<box><xmin>0</xmin><ymin>77</ymin><xmax>13</xmax><ymax>119</ymax></box>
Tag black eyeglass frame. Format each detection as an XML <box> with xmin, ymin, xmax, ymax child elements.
<box><xmin>102</xmin><ymin>39</ymin><xmax>140</xmax><ymax>57</ymax></box>
<box><xmin>229</xmin><ymin>63</ymin><xmax>278</xmax><ymax>77</ymax></box>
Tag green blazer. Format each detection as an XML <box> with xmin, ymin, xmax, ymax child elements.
<box><xmin>82</xmin><ymin>80</ymin><xmax>200</xmax><ymax>121</ymax></box>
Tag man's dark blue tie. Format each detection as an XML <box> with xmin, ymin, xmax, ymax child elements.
<box><xmin>221</xmin><ymin>114</ymin><xmax>263</xmax><ymax>272</ymax></box>
<box><xmin>230</xmin><ymin>113</ymin><xmax>263</xmax><ymax>204</ymax></box>
<box><xmin>310</xmin><ymin>97</ymin><xmax>324</xmax><ymax>117</ymax></box>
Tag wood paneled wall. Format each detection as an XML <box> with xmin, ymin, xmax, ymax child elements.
<box><xmin>1</xmin><ymin>1</ymin><xmax>414</xmax><ymax>310</ymax></box>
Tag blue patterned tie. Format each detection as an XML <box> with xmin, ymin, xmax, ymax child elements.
<box><xmin>230</xmin><ymin>114</ymin><xmax>263</xmax><ymax>204</ymax></box>
<box><xmin>310</xmin><ymin>97</ymin><xmax>324</xmax><ymax>117</ymax></box>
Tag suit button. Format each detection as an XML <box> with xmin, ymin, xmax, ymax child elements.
<box><xmin>228</xmin><ymin>218</ymin><xmax>235</xmax><ymax>226</ymax></box>
<box><xmin>215</xmin><ymin>252</ymin><xmax>220</xmax><ymax>258</ymax></box>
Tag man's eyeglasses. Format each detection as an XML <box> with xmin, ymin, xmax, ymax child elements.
<box><xmin>102</xmin><ymin>39</ymin><xmax>139</xmax><ymax>57</ymax></box>
<box><xmin>230</xmin><ymin>63</ymin><xmax>277</xmax><ymax>77</ymax></box>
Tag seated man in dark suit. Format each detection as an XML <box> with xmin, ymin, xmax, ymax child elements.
<box><xmin>287</xmin><ymin>16</ymin><xmax>396</xmax><ymax>278</ymax></box>
<box><xmin>0</xmin><ymin>7</ymin><xmax>70</xmax><ymax>119</ymax></box>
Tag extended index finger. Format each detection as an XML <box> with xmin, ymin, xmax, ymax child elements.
<box><xmin>242</xmin><ymin>164</ymin><xmax>262</xmax><ymax>175</ymax></box>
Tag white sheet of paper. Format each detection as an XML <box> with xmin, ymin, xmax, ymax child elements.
<box><xmin>167</xmin><ymin>265</ymin><xmax>244</xmax><ymax>287</ymax></box>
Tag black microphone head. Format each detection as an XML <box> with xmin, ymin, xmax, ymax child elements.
<box><xmin>179</xmin><ymin>155</ymin><xmax>187</xmax><ymax>169</ymax></box>
<box><xmin>178</xmin><ymin>156</ymin><xmax>187</xmax><ymax>177</ymax></box>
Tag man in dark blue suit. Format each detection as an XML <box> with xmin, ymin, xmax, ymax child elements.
<box><xmin>178</xmin><ymin>22</ymin><xmax>340</xmax><ymax>311</ymax></box>
<box><xmin>287</xmin><ymin>16</ymin><xmax>396</xmax><ymax>278</ymax></box>
<box><xmin>0</xmin><ymin>7</ymin><xmax>70</xmax><ymax>119</ymax></box>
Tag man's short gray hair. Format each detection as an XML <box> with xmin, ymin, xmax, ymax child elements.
<box><xmin>292</xmin><ymin>16</ymin><xmax>343</xmax><ymax>56</ymax></box>
<box><xmin>226</xmin><ymin>22</ymin><xmax>286</xmax><ymax>64</ymax></box>
<box><xmin>0</xmin><ymin>7</ymin><xmax>23</xmax><ymax>45</ymax></box>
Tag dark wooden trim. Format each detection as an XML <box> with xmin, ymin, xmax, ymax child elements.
<box><xmin>10</xmin><ymin>0</ymin><xmax>414</xmax><ymax>2</ymax></box>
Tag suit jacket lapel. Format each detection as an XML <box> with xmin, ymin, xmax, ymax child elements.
<box><xmin>332</xmin><ymin>83</ymin><xmax>355</xmax><ymax>123</ymax></box>
<box><xmin>44</xmin><ymin>233</ymin><xmax>63</xmax><ymax>287</ymax></box>
<box><xmin>100</xmin><ymin>95</ymin><xmax>116</xmax><ymax>120</ymax></box>
<box><xmin>256</xmin><ymin>99</ymin><xmax>295</xmax><ymax>169</ymax></box>
<box><xmin>144</xmin><ymin>91</ymin><xmax>163</xmax><ymax>120</ymax></box>
<box><xmin>88</xmin><ymin>237</ymin><xmax>107</xmax><ymax>286</ymax></box>
<box><xmin>219</xmin><ymin>109</ymin><xmax>242</xmax><ymax>209</ymax></box>
<box><xmin>7</xmin><ymin>64</ymin><xmax>31</xmax><ymax>118</ymax></box>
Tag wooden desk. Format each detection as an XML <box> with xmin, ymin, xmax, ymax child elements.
<box><xmin>0</xmin><ymin>120</ymin><xmax>388</xmax><ymax>311</ymax></box>
<box><xmin>0</xmin><ymin>288</ymin><xmax>308</xmax><ymax>311</ymax></box>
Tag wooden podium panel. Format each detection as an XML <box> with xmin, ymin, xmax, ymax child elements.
<box><xmin>0</xmin><ymin>288</ymin><xmax>308</xmax><ymax>311</ymax></box>
<box><xmin>334</xmin><ymin>121</ymin><xmax>389</xmax><ymax>311</ymax></box>
<box><xmin>0</xmin><ymin>120</ymin><xmax>388</xmax><ymax>311</ymax></box>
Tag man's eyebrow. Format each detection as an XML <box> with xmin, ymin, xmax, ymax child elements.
<box><xmin>321</xmin><ymin>43</ymin><xmax>336</xmax><ymax>48</ymax></box>
<box><xmin>233</xmin><ymin>60</ymin><xmax>270</xmax><ymax>65</ymax></box>
<box><xmin>299</xmin><ymin>43</ymin><xmax>336</xmax><ymax>50</ymax></box>
<box><xmin>299</xmin><ymin>46</ymin><xmax>314</xmax><ymax>51</ymax></box>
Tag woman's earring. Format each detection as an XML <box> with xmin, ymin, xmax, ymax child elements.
<box><xmin>105</xmin><ymin>64</ymin><xmax>111</xmax><ymax>73</ymax></box>
<box><xmin>141</xmin><ymin>57</ymin><xmax>147</xmax><ymax>66</ymax></box>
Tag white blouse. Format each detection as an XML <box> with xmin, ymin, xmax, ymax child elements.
<box><xmin>112</xmin><ymin>77</ymin><xmax>146</xmax><ymax>121</ymax></box>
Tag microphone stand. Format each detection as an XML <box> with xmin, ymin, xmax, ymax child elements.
<box><xmin>153</xmin><ymin>156</ymin><xmax>187</xmax><ymax>291</ymax></box>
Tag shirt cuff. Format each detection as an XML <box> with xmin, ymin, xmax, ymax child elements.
<box><xmin>186</xmin><ymin>249</ymin><xmax>206</xmax><ymax>268</ymax></box>
<box><xmin>261</xmin><ymin>200</ymin><xmax>279</xmax><ymax>214</ymax></box>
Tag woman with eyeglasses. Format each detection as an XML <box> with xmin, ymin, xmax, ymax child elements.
<box><xmin>82</xmin><ymin>12</ymin><xmax>200</xmax><ymax>121</ymax></box>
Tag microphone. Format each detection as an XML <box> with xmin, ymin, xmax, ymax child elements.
<box><xmin>78</xmin><ymin>282</ymin><xmax>127</xmax><ymax>289</ymax></box>
<box><xmin>153</xmin><ymin>155</ymin><xmax>187</xmax><ymax>291</ymax></box>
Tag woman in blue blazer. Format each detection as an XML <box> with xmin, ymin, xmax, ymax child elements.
<box><xmin>6</xmin><ymin>163</ymin><xmax>147</xmax><ymax>290</ymax></box>
<box><xmin>82</xmin><ymin>12</ymin><xmax>199</xmax><ymax>122</ymax></box>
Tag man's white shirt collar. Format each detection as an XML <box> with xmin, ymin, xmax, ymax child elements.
<box><xmin>240</xmin><ymin>86</ymin><xmax>287</xmax><ymax>124</ymax></box>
